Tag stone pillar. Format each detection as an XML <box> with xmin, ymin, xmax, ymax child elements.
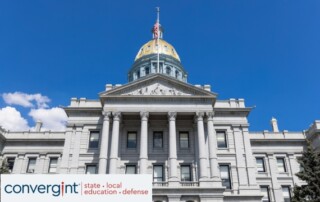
<box><xmin>59</xmin><ymin>127</ymin><xmax>73</xmax><ymax>173</ymax></box>
<box><xmin>109</xmin><ymin>112</ymin><xmax>121</xmax><ymax>174</ymax></box>
<box><xmin>233</xmin><ymin>126</ymin><xmax>249</xmax><ymax>188</ymax></box>
<box><xmin>168</xmin><ymin>112</ymin><xmax>178</xmax><ymax>183</ymax></box>
<box><xmin>35</xmin><ymin>155</ymin><xmax>45</xmax><ymax>174</ymax></box>
<box><xmin>288</xmin><ymin>154</ymin><xmax>299</xmax><ymax>185</ymax></box>
<box><xmin>98</xmin><ymin>111</ymin><xmax>111</xmax><ymax>174</ymax></box>
<box><xmin>195</xmin><ymin>112</ymin><xmax>209</xmax><ymax>181</ymax></box>
<box><xmin>139</xmin><ymin>111</ymin><xmax>149</xmax><ymax>174</ymax></box>
<box><xmin>13</xmin><ymin>155</ymin><xmax>24</xmax><ymax>174</ymax></box>
<box><xmin>267</xmin><ymin>154</ymin><xmax>282</xmax><ymax>202</ymax></box>
<box><xmin>206</xmin><ymin>112</ymin><xmax>222</xmax><ymax>186</ymax></box>
<box><xmin>242</xmin><ymin>127</ymin><xmax>258</xmax><ymax>187</ymax></box>
<box><xmin>70</xmin><ymin>126</ymin><xmax>82</xmax><ymax>174</ymax></box>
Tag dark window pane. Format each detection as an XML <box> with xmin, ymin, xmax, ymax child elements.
<box><xmin>127</xmin><ymin>132</ymin><xmax>137</xmax><ymax>148</ymax></box>
<box><xmin>145</xmin><ymin>67</ymin><xmax>150</xmax><ymax>75</ymax></box>
<box><xmin>181</xmin><ymin>165</ymin><xmax>191</xmax><ymax>181</ymax></box>
<box><xmin>153</xmin><ymin>165</ymin><xmax>163</xmax><ymax>182</ymax></box>
<box><xmin>27</xmin><ymin>158</ymin><xmax>36</xmax><ymax>173</ymax></box>
<box><xmin>220</xmin><ymin>165</ymin><xmax>231</xmax><ymax>189</ymax></box>
<box><xmin>7</xmin><ymin>158</ymin><xmax>15</xmax><ymax>173</ymax></box>
<box><xmin>282</xmin><ymin>186</ymin><xmax>291</xmax><ymax>202</ymax></box>
<box><xmin>217</xmin><ymin>131</ymin><xmax>227</xmax><ymax>148</ymax></box>
<box><xmin>277</xmin><ymin>158</ymin><xmax>286</xmax><ymax>172</ymax></box>
<box><xmin>256</xmin><ymin>158</ymin><xmax>265</xmax><ymax>172</ymax></box>
<box><xmin>89</xmin><ymin>131</ymin><xmax>100</xmax><ymax>149</ymax></box>
<box><xmin>86</xmin><ymin>165</ymin><xmax>97</xmax><ymax>174</ymax></box>
<box><xmin>48</xmin><ymin>158</ymin><xmax>58</xmax><ymax>173</ymax></box>
<box><xmin>153</xmin><ymin>132</ymin><xmax>163</xmax><ymax>148</ymax></box>
<box><xmin>126</xmin><ymin>165</ymin><xmax>136</xmax><ymax>174</ymax></box>
<box><xmin>180</xmin><ymin>132</ymin><xmax>189</xmax><ymax>148</ymax></box>
<box><xmin>261</xmin><ymin>186</ymin><xmax>270</xmax><ymax>202</ymax></box>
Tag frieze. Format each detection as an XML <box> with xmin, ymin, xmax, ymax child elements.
<box><xmin>123</xmin><ymin>83</ymin><xmax>191</xmax><ymax>96</ymax></box>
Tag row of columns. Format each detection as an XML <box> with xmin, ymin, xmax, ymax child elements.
<box><xmin>98</xmin><ymin>111</ymin><xmax>222</xmax><ymax>185</ymax></box>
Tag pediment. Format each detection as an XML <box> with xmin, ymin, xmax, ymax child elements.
<box><xmin>100</xmin><ymin>74</ymin><xmax>216</xmax><ymax>98</ymax></box>
<box><xmin>121</xmin><ymin>82</ymin><xmax>192</xmax><ymax>96</ymax></box>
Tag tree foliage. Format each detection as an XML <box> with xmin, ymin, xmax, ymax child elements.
<box><xmin>0</xmin><ymin>160</ymin><xmax>10</xmax><ymax>174</ymax></box>
<box><xmin>292</xmin><ymin>141</ymin><xmax>320</xmax><ymax>202</ymax></box>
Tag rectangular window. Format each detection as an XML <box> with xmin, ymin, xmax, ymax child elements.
<box><xmin>153</xmin><ymin>165</ymin><xmax>164</xmax><ymax>182</ymax></box>
<box><xmin>127</xmin><ymin>132</ymin><xmax>137</xmax><ymax>148</ymax></box>
<box><xmin>6</xmin><ymin>158</ymin><xmax>15</xmax><ymax>173</ymax></box>
<box><xmin>260</xmin><ymin>186</ymin><xmax>270</xmax><ymax>202</ymax></box>
<box><xmin>89</xmin><ymin>131</ymin><xmax>100</xmax><ymax>149</ymax></box>
<box><xmin>220</xmin><ymin>165</ymin><xmax>231</xmax><ymax>189</ymax></box>
<box><xmin>282</xmin><ymin>186</ymin><xmax>291</xmax><ymax>202</ymax></box>
<box><xmin>256</xmin><ymin>158</ymin><xmax>266</xmax><ymax>173</ymax></box>
<box><xmin>27</xmin><ymin>158</ymin><xmax>36</xmax><ymax>173</ymax></box>
<box><xmin>125</xmin><ymin>165</ymin><xmax>136</xmax><ymax>174</ymax></box>
<box><xmin>153</xmin><ymin>132</ymin><xmax>163</xmax><ymax>148</ymax></box>
<box><xmin>86</xmin><ymin>165</ymin><xmax>97</xmax><ymax>174</ymax></box>
<box><xmin>48</xmin><ymin>158</ymin><xmax>58</xmax><ymax>173</ymax></box>
<box><xmin>277</xmin><ymin>158</ymin><xmax>287</xmax><ymax>172</ymax></box>
<box><xmin>217</xmin><ymin>131</ymin><xmax>227</xmax><ymax>148</ymax></box>
<box><xmin>179</xmin><ymin>132</ymin><xmax>189</xmax><ymax>148</ymax></box>
<box><xmin>181</xmin><ymin>165</ymin><xmax>191</xmax><ymax>181</ymax></box>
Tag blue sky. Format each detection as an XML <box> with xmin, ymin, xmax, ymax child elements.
<box><xmin>0</xmin><ymin>1</ymin><xmax>319</xmax><ymax>131</ymax></box>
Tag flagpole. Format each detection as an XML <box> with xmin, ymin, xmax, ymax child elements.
<box><xmin>156</xmin><ymin>7</ymin><xmax>160</xmax><ymax>74</ymax></box>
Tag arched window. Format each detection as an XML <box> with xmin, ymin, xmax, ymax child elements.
<box><xmin>137</xmin><ymin>70</ymin><xmax>140</xmax><ymax>79</ymax></box>
<box><xmin>166</xmin><ymin>66</ymin><xmax>171</xmax><ymax>75</ymax></box>
<box><xmin>175</xmin><ymin>70</ymin><xmax>179</xmax><ymax>78</ymax></box>
<box><xmin>145</xmin><ymin>67</ymin><xmax>150</xmax><ymax>75</ymax></box>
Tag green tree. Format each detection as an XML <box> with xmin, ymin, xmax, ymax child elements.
<box><xmin>0</xmin><ymin>160</ymin><xmax>10</xmax><ymax>174</ymax></box>
<box><xmin>292</xmin><ymin>141</ymin><xmax>320</xmax><ymax>202</ymax></box>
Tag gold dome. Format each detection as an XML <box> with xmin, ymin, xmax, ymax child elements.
<box><xmin>135</xmin><ymin>39</ymin><xmax>181</xmax><ymax>62</ymax></box>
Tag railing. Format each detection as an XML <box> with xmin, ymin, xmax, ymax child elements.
<box><xmin>152</xmin><ymin>182</ymin><xmax>169</xmax><ymax>187</ymax></box>
<box><xmin>180</xmin><ymin>181</ymin><xmax>199</xmax><ymax>187</ymax></box>
<box><xmin>152</xmin><ymin>181</ymin><xmax>200</xmax><ymax>187</ymax></box>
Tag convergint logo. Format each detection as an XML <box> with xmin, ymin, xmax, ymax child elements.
<box><xmin>4</xmin><ymin>181</ymin><xmax>80</xmax><ymax>197</ymax></box>
<box><xmin>1</xmin><ymin>174</ymin><xmax>152</xmax><ymax>202</ymax></box>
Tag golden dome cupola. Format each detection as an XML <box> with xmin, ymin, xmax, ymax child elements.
<box><xmin>128</xmin><ymin>8</ymin><xmax>187</xmax><ymax>82</ymax></box>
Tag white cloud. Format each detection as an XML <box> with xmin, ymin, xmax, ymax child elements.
<box><xmin>29</xmin><ymin>107</ymin><xmax>68</xmax><ymax>131</ymax></box>
<box><xmin>0</xmin><ymin>107</ymin><xmax>29</xmax><ymax>131</ymax></box>
<box><xmin>2</xmin><ymin>92</ymin><xmax>50</xmax><ymax>108</ymax></box>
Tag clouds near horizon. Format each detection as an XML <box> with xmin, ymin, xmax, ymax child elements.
<box><xmin>0</xmin><ymin>92</ymin><xmax>67</xmax><ymax>131</ymax></box>
<box><xmin>2</xmin><ymin>92</ymin><xmax>50</xmax><ymax>108</ymax></box>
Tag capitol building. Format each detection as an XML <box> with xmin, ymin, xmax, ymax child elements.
<box><xmin>0</xmin><ymin>17</ymin><xmax>319</xmax><ymax>202</ymax></box>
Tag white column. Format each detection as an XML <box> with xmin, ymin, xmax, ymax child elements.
<box><xmin>168</xmin><ymin>112</ymin><xmax>178</xmax><ymax>181</ymax></box>
<box><xmin>195</xmin><ymin>112</ymin><xmax>209</xmax><ymax>180</ymax></box>
<box><xmin>98</xmin><ymin>111</ymin><xmax>111</xmax><ymax>174</ymax></box>
<box><xmin>139</xmin><ymin>111</ymin><xmax>149</xmax><ymax>174</ymax></box>
<box><xmin>242</xmin><ymin>127</ymin><xmax>258</xmax><ymax>187</ymax></box>
<box><xmin>109</xmin><ymin>112</ymin><xmax>121</xmax><ymax>174</ymax></box>
<box><xmin>206</xmin><ymin>112</ymin><xmax>222</xmax><ymax>185</ymax></box>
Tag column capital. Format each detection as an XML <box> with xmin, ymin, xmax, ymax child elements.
<box><xmin>168</xmin><ymin>112</ymin><xmax>177</xmax><ymax>121</ymax></box>
<box><xmin>206</xmin><ymin>111</ymin><xmax>215</xmax><ymax>121</ymax></box>
<box><xmin>195</xmin><ymin>112</ymin><xmax>205</xmax><ymax>121</ymax></box>
<box><xmin>140</xmin><ymin>111</ymin><xmax>149</xmax><ymax>120</ymax></box>
<box><xmin>102</xmin><ymin>111</ymin><xmax>112</xmax><ymax>121</ymax></box>
<box><xmin>112</xmin><ymin>112</ymin><xmax>122</xmax><ymax>121</ymax></box>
